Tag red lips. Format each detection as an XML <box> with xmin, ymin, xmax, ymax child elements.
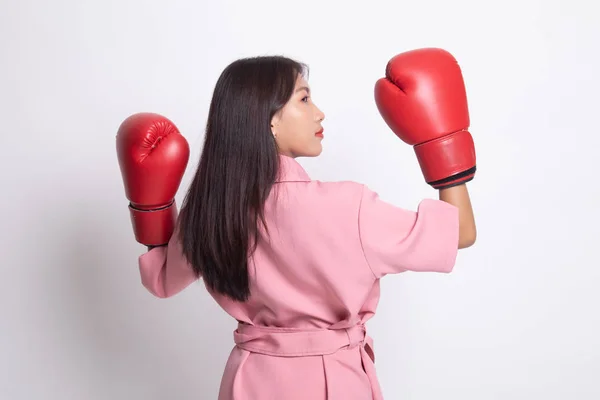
<box><xmin>315</xmin><ymin>129</ymin><xmax>324</xmax><ymax>138</ymax></box>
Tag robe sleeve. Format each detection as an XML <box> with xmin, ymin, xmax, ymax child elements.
<box><xmin>358</xmin><ymin>185</ymin><xmax>460</xmax><ymax>278</ymax></box>
<box><xmin>138</xmin><ymin>224</ymin><xmax>199</xmax><ymax>298</ymax></box>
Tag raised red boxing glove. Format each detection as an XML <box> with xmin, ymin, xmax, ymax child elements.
<box><xmin>116</xmin><ymin>113</ymin><xmax>190</xmax><ymax>246</ymax></box>
<box><xmin>374</xmin><ymin>48</ymin><xmax>476</xmax><ymax>189</ymax></box>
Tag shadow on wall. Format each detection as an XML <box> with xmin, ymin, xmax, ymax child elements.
<box><xmin>55</xmin><ymin>210</ymin><xmax>232</xmax><ymax>399</ymax></box>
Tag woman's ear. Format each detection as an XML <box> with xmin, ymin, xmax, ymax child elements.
<box><xmin>271</xmin><ymin>114</ymin><xmax>280</xmax><ymax>137</ymax></box>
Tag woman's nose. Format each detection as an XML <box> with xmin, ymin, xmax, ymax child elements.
<box><xmin>316</xmin><ymin>109</ymin><xmax>325</xmax><ymax>122</ymax></box>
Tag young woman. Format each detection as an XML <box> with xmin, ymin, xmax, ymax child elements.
<box><xmin>118</xmin><ymin>51</ymin><xmax>476</xmax><ymax>399</ymax></box>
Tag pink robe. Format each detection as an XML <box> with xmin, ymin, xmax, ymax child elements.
<box><xmin>138</xmin><ymin>155</ymin><xmax>459</xmax><ymax>399</ymax></box>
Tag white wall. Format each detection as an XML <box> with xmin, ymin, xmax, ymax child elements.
<box><xmin>2</xmin><ymin>0</ymin><xmax>599</xmax><ymax>398</ymax></box>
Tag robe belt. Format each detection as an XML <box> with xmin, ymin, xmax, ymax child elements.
<box><xmin>233</xmin><ymin>323</ymin><xmax>383</xmax><ymax>399</ymax></box>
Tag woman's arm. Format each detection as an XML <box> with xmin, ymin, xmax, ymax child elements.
<box><xmin>438</xmin><ymin>184</ymin><xmax>477</xmax><ymax>249</ymax></box>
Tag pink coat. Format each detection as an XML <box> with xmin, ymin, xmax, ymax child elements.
<box><xmin>138</xmin><ymin>155</ymin><xmax>459</xmax><ymax>399</ymax></box>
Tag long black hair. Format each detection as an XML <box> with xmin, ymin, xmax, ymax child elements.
<box><xmin>178</xmin><ymin>56</ymin><xmax>308</xmax><ymax>302</ymax></box>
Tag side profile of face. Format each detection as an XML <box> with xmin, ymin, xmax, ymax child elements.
<box><xmin>271</xmin><ymin>74</ymin><xmax>325</xmax><ymax>158</ymax></box>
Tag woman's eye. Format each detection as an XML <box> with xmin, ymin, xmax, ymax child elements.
<box><xmin>302</xmin><ymin>96</ymin><xmax>309</xmax><ymax>103</ymax></box>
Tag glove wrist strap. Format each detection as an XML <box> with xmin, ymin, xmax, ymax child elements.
<box><xmin>414</xmin><ymin>130</ymin><xmax>476</xmax><ymax>189</ymax></box>
<box><xmin>128</xmin><ymin>201</ymin><xmax>177</xmax><ymax>246</ymax></box>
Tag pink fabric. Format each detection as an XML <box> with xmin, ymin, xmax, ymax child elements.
<box><xmin>138</xmin><ymin>155</ymin><xmax>460</xmax><ymax>399</ymax></box>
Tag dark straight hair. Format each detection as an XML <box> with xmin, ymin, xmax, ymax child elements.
<box><xmin>178</xmin><ymin>56</ymin><xmax>308</xmax><ymax>302</ymax></box>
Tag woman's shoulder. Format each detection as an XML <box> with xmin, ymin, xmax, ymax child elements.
<box><xmin>299</xmin><ymin>179</ymin><xmax>371</xmax><ymax>207</ymax></box>
<box><xmin>309</xmin><ymin>178</ymin><xmax>367</xmax><ymax>194</ymax></box>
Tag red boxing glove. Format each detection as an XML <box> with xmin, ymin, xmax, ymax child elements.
<box><xmin>374</xmin><ymin>48</ymin><xmax>476</xmax><ymax>189</ymax></box>
<box><xmin>116</xmin><ymin>113</ymin><xmax>190</xmax><ymax>245</ymax></box>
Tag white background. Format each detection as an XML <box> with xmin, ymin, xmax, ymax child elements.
<box><xmin>2</xmin><ymin>0</ymin><xmax>599</xmax><ymax>399</ymax></box>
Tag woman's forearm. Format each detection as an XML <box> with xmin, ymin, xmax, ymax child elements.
<box><xmin>439</xmin><ymin>184</ymin><xmax>477</xmax><ymax>248</ymax></box>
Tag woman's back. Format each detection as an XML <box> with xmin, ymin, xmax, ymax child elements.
<box><xmin>213</xmin><ymin>155</ymin><xmax>378</xmax><ymax>328</ymax></box>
